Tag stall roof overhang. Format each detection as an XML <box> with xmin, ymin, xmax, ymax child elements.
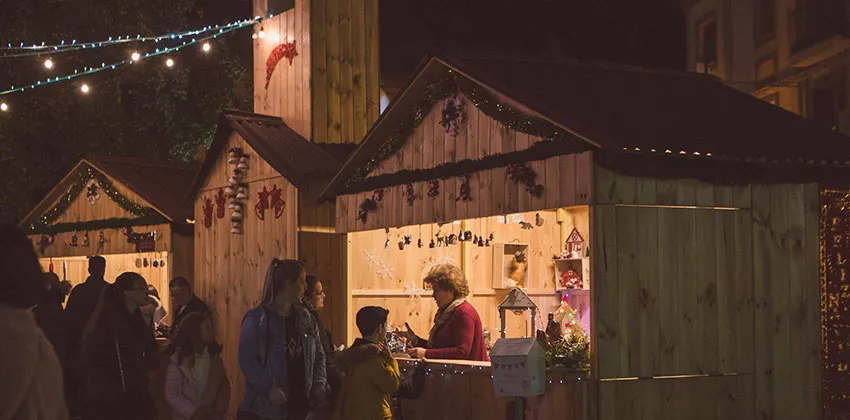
<box><xmin>321</xmin><ymin>55</ymin><xmax>850</xmax><ymax>199</ymax></box>
<box><xmin>20</xmin><ymin>156</ymin><xmax>198</xmax><ymax>228</ymax></box>
<box><xmin>187</xmin><ymin>110</ymin><xmax>356</xmax><ymax>198</ymax></box>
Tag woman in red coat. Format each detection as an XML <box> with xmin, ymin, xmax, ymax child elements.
<box><xmin>405</xmin><ymin>264</ymin><xmax>489</xmax><ymax>361</ymax></box>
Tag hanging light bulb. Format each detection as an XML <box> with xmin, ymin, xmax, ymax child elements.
<box><xmin>165</xmin><ymin>58</ymin><xmax>175</xmax><ymax>67</ymax></box>
<box><xmin>252</xmin><ymin>33</ymin><xmax>258</xmax><ymax>40</ymax></box>
<box><xmin>44</xmin><ymin>58</ymin><xmax>54</xmax><ymax>69</ymax></box>
<box><xmin>80</xmin><ymin>84</ymin><xmax>90</xmax><ymax>94</ymax></box>
<box><xmin>202</xmin><ymin>42</ymin><xmax>211</xmax><ymax>52</ymax></box>
<box><xmin>0</xmin><ymin>102</ymin><xmax>8</xmax><ymax>112</ymax></box>
<box><xmin>258</xmin><ymin>26</ymin><xmax>266</xmax><ymax>39</ymax></box>
<box><xmin>131</xmin><ymin>51</ymin><xmax>141</xmax><ymax>61</ymax></box>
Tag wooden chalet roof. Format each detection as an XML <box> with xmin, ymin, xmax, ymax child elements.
<box><xmin>20</xmin><ymin>156</ymin><xmax>198</xmax><ymax>228</ymax></box>
<box><xmin>188</xmin><ymin>110</ymin><xmax>355</xmax><ymax>197</ymax></box>
<box><xmin>322</xmin><ymin>55</ymin><xmax>850</xmax><ymax>198</ymax></box>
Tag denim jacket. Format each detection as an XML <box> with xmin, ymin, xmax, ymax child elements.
<box><xmin>238</xmin><ymin>304</ymin><xmax>327</xmax><ymax>419</ymax></box>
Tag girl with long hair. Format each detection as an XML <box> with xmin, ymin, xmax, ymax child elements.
<box><xmin>81</xmin><ymin>272</ymin><xmax>160</xmax><ymax>420</ymax></box>
<box><xmin>237</xmin><ymin>259</ymin><xmax>327</xmax><ymax>420</ymax></box>
<box><xmin>165</xmin><ymin>312</ymin><xmax>230</xmax><ymax>420</ymax></box>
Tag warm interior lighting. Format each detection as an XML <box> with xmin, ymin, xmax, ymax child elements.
<box><xmin>0</xmin><ymin>102</ymin><xmax>8</xmax><ymax>112</ymax></box>
<box><xmin>165</xmin><ymin>58</ymin><xmax>174</xmax><ymax>67</ymax></box>
<box><xmin>80</xmin><ymin>84</ymin><xmax>90</xmax><ymax>94</ymax></box>
<box><xmin>131</xmin><ymin>51</ymin><xmax>141</xmax><ymax>61</ymax></box>
<box><xmin>44</xmin><ymin>58</ymin><xmax>54</xmax><ymax>69</ymax></box>
<box><xmin>202</xmin><ymin>42</ymin><xmax>211</xmax><ymax>52</ymax></box>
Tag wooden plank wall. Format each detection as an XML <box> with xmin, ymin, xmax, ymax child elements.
<box><xmin>344</xmin><ymin>208</ymin><xmax>583</xmax><ymax>346</ymax></box>
<box><xmin>597</xmin><ymin>375</ymin><xmax>754</xmax><ymax>420</ymax></box>
<box><xmin>592</xmin><ymin>164</ymin><xmax>821</xmax><ymax>420</ymax></box>
<box><xmin>310</xmin><ymin>0</ymin><xmax>380</xmax><ymax>143</ymax></box>
<box><xmin>29</xmin><ymin>223</ymin><xmax>173</xmax><ymax>258</ymax></box>
<box><xmin>193</xmin><ymin>133</ymin><xmax>299</xmax><ymax>415</ymax></box>
<box><xmin>335</xmin><ymin>152</ymin><xmax>594</xmax><ymax>233</ymax></box>
<box><xmin>298</xmin><ymin>188</ymin><xmax>348</xmax><ymax>346</ymax></box>
<box><xmin>253</xmin><ymin>0</ymin><xmax>312</xmax><ymax>140</ymax></box>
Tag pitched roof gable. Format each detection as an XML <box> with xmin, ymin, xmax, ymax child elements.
<box><xmin>322</xmin><ymin>55</ymin><xmax>850</xmax><ymax>199</ymax></box>
<box><xmin>188</xmin><ymin>110</ymin><xmax>356</xmax><ymax>198</ymax></box>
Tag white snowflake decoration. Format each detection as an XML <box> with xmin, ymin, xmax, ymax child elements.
<box><xmin>363</xmin><ymin>251</ymin><xmax>396</xmax><ymax>282</ymax></box>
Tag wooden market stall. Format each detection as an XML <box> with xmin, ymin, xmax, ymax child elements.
<box><xmin>20</xmin><ymin>155</ymin><xmax>197</xmax><ymax>314</ymax></box>
<box><xmin>318</xmin><ymin>55</ymin><xmax>850</xmax><ymax>419</ymax></box>
<box><xmin>186</xmin><ymin>109</ymin><xmax>354</xmax><ymax>413</ymax></box>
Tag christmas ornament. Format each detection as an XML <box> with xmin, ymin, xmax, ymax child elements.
<box><xmin>428</xmin><ymin>180</ymin><xmax>440</xmax><ymax>198</ymax></box>
<box><xmin>429</xmin><ymin>239</ymin><xmax>436</xmax><ymax>248</ymax></box>
<box><xmin>405</xmin><ymin>183</ymin><xmax>416</xmax><ymax>206</ymax></box>
<box><xmin>566</xmin><ymin>228</ymin><xmax>584</xmax><ymax>259</ymax></box>
<box><xmin>81</xmin><ymin>232</ymin><xmax>90</xmax><ymax>247</ymax></box>
<box><xmin>237</xmin><ymin>156</ymin><xmax>249</xmax><ymax>171</ymax></box>
<box><xmin>153</xmin><ymin>260</ymin><xmax>159</xmax><ymax>268</ymax></box>
<box><xmin>265</xmin><ymin>41</ymin><xmax>298</xmax><ymax>89</ymax></box>
<box><xmin>202</xmin><ymin>197</ymin><xmax>214</xmax><ymax>228</ymax></box>
<box><xmin>507</xmin><ymin>163</ymin><xmax>544</xmax><ymax>198</ymax></box>
<box><xmin>478</xmin><ymin>237</ymin><xmax>485</xmax><ymax>247</ymax></box>
<box><xmin>143</xmin><ymin>258</ymin><xmax>149</xmax><ymax>268</ymax></box>
<box><xmin>228</xmin><ymin>149</ymin><xmax>239</xmax><ymax>164</ymax></box>
<box><xmin>236</xmin><ymin>186</ymin><xmax>248</xmax><ymax>200</ymax></box>
<box><xmin>358</xmin><ymin>198</ymin><xmax>378</xmax><ymax>224</ymax></box>
<box><xmin>418</xmin><ymin>238</ymin><xmax>423</xmax><ymax>248</ymax></box>
<box><xmin>457</xmin><ymin>176</ymin><xmax>472</xmax><ymax>201</ymax></box>
<box><xmin>98</xmin><ymin>231</ymin><xmax>107</xmax><ymax>247</ymax></box>
<box><xmin>85</xmin><ymin>179</ymin><xmax>101</xmax><ymax>205</ymax></box>
<box><xmin>256</xmin><ymin>186</ymin><xmax>270</xmax><ymax>220</ymax></box>
<box><xmin>404</xmin><ymin>235</ymin><xmax>412</xmax><ymax>245</ymax></box>
<box><xmin>398</xmin><ymin>240</ymin><xmax>405</xmax><ymax>250</ymax></box>
<box><xmin>519</xmin><ymin>221</ymin><xmax>534</xmax><ymax>230</ymax></box>
<box><xmin>439</xmin><ymin>94</ymin><xmax>466</xmax><ymax>137</ymax></box>
<box><xmin>38</xmin><ymin>234</ymin><xmax>55</xmax><ymax>254</ymax></box>
<box><xmin>535</xmin><ymin>213</ymin><xmax>544</xmax><ymax>227</ymax></box>
<box><xmin>66</xmin><ymin>231</ymin><xmax>79</xmax><ymax>247</ymax></box>
<box><xmin>560</xmin><ymin>268</ymin><xmax>582</xmax><ymax>289</ymax></box>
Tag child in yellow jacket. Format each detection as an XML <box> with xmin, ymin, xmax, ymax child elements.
<box><xmin>334</xmin><ymin>306</ymin><xmax>400</xmax><ymax>420</ymax></box>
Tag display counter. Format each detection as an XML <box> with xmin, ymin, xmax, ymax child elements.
<box><xmin>394</xmin><ymin>357</ymin><xmax>592</xmax><ymax>420</ymax></box>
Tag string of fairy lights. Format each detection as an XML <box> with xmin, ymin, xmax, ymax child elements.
<box><xmin>0</xmin><ymin>15</ymin><xmax>278</xmax><ymax>113</ymax></box>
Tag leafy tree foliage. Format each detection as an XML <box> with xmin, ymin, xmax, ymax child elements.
<box><xmin>0</xmin><ymin>0</ymin><xmax>253</xmax><ymax>221</ymax></box>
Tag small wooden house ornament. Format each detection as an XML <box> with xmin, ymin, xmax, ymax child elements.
<box><xmin>498</xmin><ymin>287</ymin><xmax>538</xmax><ymax>339</ymax></box>
<box><xmin>566</xmin><ymin>227</ymin><xmax>584</xmax><ymax>259</ymax></box>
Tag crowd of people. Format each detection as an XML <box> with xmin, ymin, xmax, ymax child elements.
<box><xmin>1</xmin><ymin>221</ymin><xmax>490</xmax><ymax>420</ymax></box>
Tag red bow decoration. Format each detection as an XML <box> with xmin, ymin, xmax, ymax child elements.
<box><xmin>256</xmin><ymin>186</ymin><xmax>271</xmax><ymax>220</ymax></box>
<box><xmin>265</xmin><ymin>41</ymin><xmax>298</xmax><ymax>89</ymax></box>
<box><xmin>270</xmin><ymin>185</ymin><xmax>286</xmax><ymax>219</ymax></box>
<box><xmin>202</xmin><ymin>197</ymin><xmax>214</xmax><ymax>228</ymax></box>
<box><xmin>215</xmin><ymin>188</ymin><xmax>226</xmax><ymax>219</ymax></box>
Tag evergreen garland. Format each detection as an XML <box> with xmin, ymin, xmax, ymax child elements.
<box><xmin>28</xmin><ymin>166</ymin><xmax>160</xmax><ymax>234</ymax></box>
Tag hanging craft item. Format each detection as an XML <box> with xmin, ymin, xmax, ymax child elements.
<box><xmin>364</xmin><ymin>251</ymin><xmax>396</xmax><ymax>282</ymax></box>
<box><xmin>81</xmin><ymin>232</ymin><xmax>90</xmax><ymax>247</ymax></box>
<box><xmin>506</xmin><ymin>163</ymin><xmax>544</xmax><ymax>198</ymax></box>
<box><xmin>215</xmin><ymin>189</ymin><xmax>226</xmax><ymax>219</ymax></box>
<box><xmin>428</xmin><ymin>180</ymin><xmax>440</xmax><ymax>198</ymax></box>
<box><xmin>98</xmin><ymin>231</ymin><xmax>107</xmax><ymax>247</ymax></box>
<box><xmin>265</xmin><ymin>41</ymin><xmax>299</xmax><ymax>89</ymax></box>
<box><xmin>535</xmin><ymin>213</ymin><xmax>544</xmax><ymax>227</ymax></box>
<box><xmin>418</xmin><ymin>238</ymin><xmax>423</xmax><ymax>248</ymax></box>
<box><xmin>457</xmin><ymin>176</ymin><xmax>472</xmax><ymax>201</ymax></box>
<box><xmin>255</xmin><ymin>186</ymin><xmax>270</xmax><ymax>221</ymax></box>
<box><xmin>85</xmin><ymin>179</ymin><xmax>101</xmax><ymax>205</ymax></box>
<box><xmin>270</xmin><ymin>185</ymin><xmax>286</xmax><ymax>219</ymax></box>
<box><xmin>566</xmin><ymin>228</ymin><xmax>584</xmax><ymax>259</ymax></box>
<box><xmin>202</xmin><ymin>197</ymin><xmax>214</xmax><ymax>228</ymax></box>
<box><xmin>519</xmin><ymin>221</ymin><xmax>534</xmax><ymax>230</ymax></box>
<box><xmin>38</xmin><ymin>234</ymin><xmax>55</xmax><ymax>254</ymax></box>
<box><xmin>226</xmin><ymin>148</ymin><xmax>249</xmax><ymax>234</ymax></box>
<box><xmin>439</xmin><ymin>94</ymin><xmax>467</xmax><ymax>137</ymax></box>
<box><xmin>66</xmin><ymin>231</ymin><xmax>79</xmax><ymax>247</ymax></box>
<box><xmin>123</xmin><ymin>227</ymin><xmax>156</xmax><ymax>252</ymax></box>
<box><xmin>405</xmin><ymin>183</ymin><xmax>417</xmax><ymax>206</ymax></box>
<box><xmin>357</xmin><ymin>188</ymin><xmax>384</xmax><ymax>224</ymax></box>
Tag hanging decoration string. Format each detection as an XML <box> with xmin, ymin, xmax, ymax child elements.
<box><xmin>0</xmin><ymin>17</ymin><xmax>261</xmax><ymax>58</ymax></box>
<box><xmin>0</xmin><ymin>22</ymin><xmax>249</xmax><ymax>96</ymax></box>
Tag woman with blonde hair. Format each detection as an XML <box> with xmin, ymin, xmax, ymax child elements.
<box><xmin>405</xmin><ymin>264</ymin><xmax>489</xmax><ymax>361</ymax></box>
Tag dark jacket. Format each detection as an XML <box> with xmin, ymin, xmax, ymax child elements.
<box><xmin>238</xmin><ymin>304</ymin><xmax>327</xmax><ymax>420</ymax></box>
<box><xmin>82</xmin><ymin>291</ymin><xmax>160</xmax><ymax>420</ymax></box>
<box><xmin>171</xmin><ymin>294</ymin><xmax>210</xmax><ymax>334</ymax></box>
<box><xmin>309</xmin><ymin>308</ymin><xmax>341</xmax><ymax>400</ymax></box>
<box><xmin>411</xmin><ymin>301</ymin><xmax>489</xmax><ymax>361</ymax></box>
<box><xmin>65</xmin><ymin>275</ymin><xmax>108</xmax><ymax>338</ymax></box>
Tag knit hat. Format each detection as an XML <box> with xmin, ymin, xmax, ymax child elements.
<box><xmin>356</xmin><ymin>306</ymin><xmax>389</xmax><ymax>336</ymax></box>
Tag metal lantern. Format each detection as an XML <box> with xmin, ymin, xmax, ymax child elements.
<box><xmin>498</xmin><ymin>287</ymin><xmax>538</xmax><ymax>339</ymax></box>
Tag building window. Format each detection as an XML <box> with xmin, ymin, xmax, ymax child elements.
<box><xmin>754</xmin><ymin>0</ymin><xmax>776</xmax><ymax>45</ymax></box>
<box><xmin>696</xmin><ymin>16</ymin><xmax>718</xmax><ymax>74</ymax></box>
